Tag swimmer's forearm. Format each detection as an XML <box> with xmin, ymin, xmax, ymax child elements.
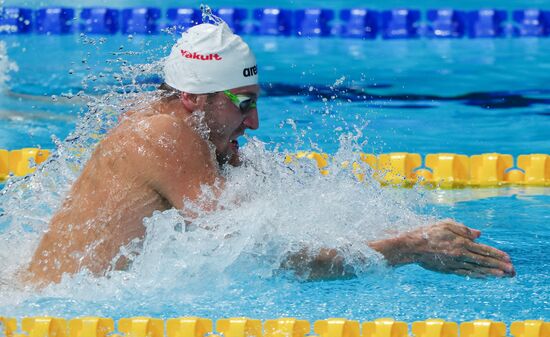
<box><xmin>282</xmin><ymin>236</ymin><xmax>414</xmax><ymax>279</ymax></box>
<box><xmin>282</xmin><ymin>247</ymin><xmax>351</xmax><ymax>280</ymax></box>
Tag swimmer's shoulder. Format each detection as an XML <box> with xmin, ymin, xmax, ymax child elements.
<box><xmin>143</xmin><ymin>113</ymin><xmax>195</xmax><ymax>140</ymax></box>
<box><xmin>125</xmin><ymin>112</ymin><xmax>219</xmax><ymax>196</ymax></box>
<box><xmin>127</xmin><ymin>113</ymin><xmax>210</xmax><ymax>157</ymax></box>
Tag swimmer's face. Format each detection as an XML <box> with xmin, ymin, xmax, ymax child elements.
<box><xmin>202</xmin><ymin>84</ymin><xmax>260</xmax><ymax>165</ymax></box>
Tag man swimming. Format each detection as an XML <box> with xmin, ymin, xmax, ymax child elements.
<box><xmin>27</xmin><ymin>23</ymin><xmax>515</xmax><ymax>284</ymax></box>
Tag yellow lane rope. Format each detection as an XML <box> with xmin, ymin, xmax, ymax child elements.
<box><xmin>1</xmin><ymin>149</ymin><xmax>549</xmax><ymax>188</ymax></box>
<box><xmin>287</xmin><ymin>152</ymin><xmax>549</xmax><ymax>188</ymax></box>
<box><xmin>0</xmin><ymin>317</ymin><xmax>547</xmax><ymax>337</ymax></box>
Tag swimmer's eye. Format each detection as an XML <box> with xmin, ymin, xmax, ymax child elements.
<box><xmin>223</xmin><ymin>90</ymin><xmax>257</xmax><ymax>114</ymax></box>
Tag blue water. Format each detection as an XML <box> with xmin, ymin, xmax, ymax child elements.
<box><xmin>0</xmin><ymin>11</ymin><xmax>549</xmax><ymax>322</ymax></box>
<box><xmin>1</xmin><ymin>35</ymin><xmax>550</xmax><ymax>154</ymax></box>
<box><xmin>2</xmin><ymin>194</ymin><xmax>549</xmax><ymax>320</ymax></box>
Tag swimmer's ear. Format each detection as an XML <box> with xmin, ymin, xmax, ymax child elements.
<box><xmin>179</xmin><ymin>92</ymin><xmax>200</xmax><ymax>111</ymax></box>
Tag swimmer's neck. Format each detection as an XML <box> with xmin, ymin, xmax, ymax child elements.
<box><xmin>157</xmin><ymin>96</ymin><xmax>237</xmax><ymax>168</ymax></box>
<box><xmin>158</xmin><ymin>96</ymin><xmax>193</xmax><ymax>120</ymax></box>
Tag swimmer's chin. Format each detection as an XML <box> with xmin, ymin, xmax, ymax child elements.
<box><xmin>216</xmin><ymin>151</ymin><xmax>241</xmax><ymax>167</ymax></box>
<box><xmin>216</xmin><ymin>140</ymin><xmax>242</xmax><ymax>167</ymax></box>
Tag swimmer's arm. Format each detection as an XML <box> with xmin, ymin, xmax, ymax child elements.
<box><xmin>284</xmin><ymin>220</ymin><xmax>515</xmax><ymax>280</ymax></box>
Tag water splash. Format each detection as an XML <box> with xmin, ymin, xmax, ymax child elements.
<box><xmin>0</xmin><ymin>23</ymin><xmax>544</xmax><ymax>322</ymax></box>
<box><xmin>0</xmin><ymin>41</ymin><xmax>19</xmax><ymax>90</ymax></box>
<box><xmin>0</xmin><ymin>33</ymin><xmax>434</xmax><ymax>316</ymax></box>
<box><xmin>0</xmin><ymin>39</ymin><xmax>166</xmax><ymax>295</ymax></box>
<box><xmin>200</xmin><ymin>4</ymin><xmax>225</xmax><ymax>25</ymax></box>
<box><xmin>0</xmin><ymin>136</ymin><xmax>432</xmax><ymax>314</ymax></box>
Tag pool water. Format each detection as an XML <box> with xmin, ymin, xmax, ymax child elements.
<box><xmin>2</xmin><ymin>35</ymin><xmax>550</xmax><ymax>154</ymax></box>
<box><xmin>0</xmin><ymin>16</ymin><xmax>549</xmax><ymax>322</ymax></box>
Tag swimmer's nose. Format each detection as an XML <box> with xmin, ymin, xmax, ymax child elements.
<box><xmin>243</xmin><ymin>108</ymin><xmax>259</xmax><ymax>130</ymax></box>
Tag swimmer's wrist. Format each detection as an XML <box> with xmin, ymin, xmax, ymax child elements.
<box><xmin>367</xmin><ymin>235</ymin><xmax>416</xmax><ymax>266</ymax></box>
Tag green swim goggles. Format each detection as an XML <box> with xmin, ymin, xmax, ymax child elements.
<box><xmin>223</xmin><ymin>90</ymin><xmax>257</xmax><ymax>114</ymax></box>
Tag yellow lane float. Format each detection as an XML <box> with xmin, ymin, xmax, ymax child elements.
<box><xmin>0</xmin><ymin>148</ymin><xmax>50</xmax><ymax>182</ymax></box>
<box><xmin>286</xmin><ymin>152</ymin><xmax>550</xmax><ymax>188</ymax></box>
<box><xmin>363</xmin><ymin>318</ymin><xmax>408</xmax><ymax>337</ymax></box>
<box><xmin>69</xmin><ymin>317</ymin><xmax>114</xmax><ymax>337</ymax></box>
<box><xmin>412</xmin><ymin>319</ymin><xmax>458</xmax><ymax>337</ymax></box>
<box><xmin>1</xmin><ymin>148</ymin><xmax>549</xmax><ymax>188</ymax></box>
<box><xmin>314</xmin><ymin>318</ymin><xmax>360</xmax><ymax>337</ymax></box>
<box><xmin>0</xmin><ymin>318</ymin><xmax>547</xmax><ymax>337</ymax></box>
<box><xmin>460</xmin><ymin>320</ymin><xmax>506</xmax><ymax>337</ymax></box>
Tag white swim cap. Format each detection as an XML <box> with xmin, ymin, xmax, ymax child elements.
<box><xmin>163</xmin><ymin>23</ymin><xmax>258</xmax><ymax>94</ymax></box>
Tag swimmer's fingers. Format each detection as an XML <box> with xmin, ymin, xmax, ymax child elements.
<box><xmin>464</xmin><ymin>261</ymin><xmax>514</xmax><ymax>277</ymax></box>
<box><xmin>461</xmin><ymin>250</ymin><xmax>515</xmax><ymax>276</ymax></box>
<box><xmin>454</xmin><ymin>269</ymin><xmax>486</xmax><ymax>278</ymax></box>
<box><xmin>445</xmin><ymin>260</ymin><xmax>508</xmax><ymax>278</ymax></box>
<box><xmin>442</xmin><ymin>219</ymin><xmax>481</xmax><ymax>240</ymax></box>
<box><xmin>453</xmin><ymin>264</ymin><xmax>504</xmax><ymax>278</ymax></box>
<box><xmin>467</xmin><ymin>242</ymin><xmax>512</xmax><ymax>262</ymax></box>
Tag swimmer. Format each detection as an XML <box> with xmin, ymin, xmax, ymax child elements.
<box><xmin>26</xmin><ymin>23</ymin><xmax>515</xmax><ymax>285</ymax></box>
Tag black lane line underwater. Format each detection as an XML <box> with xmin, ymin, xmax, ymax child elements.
<box><xmin>6</xmin><ymin>79</ymin><xmax>550</xmax><ymax>110</ymax></box>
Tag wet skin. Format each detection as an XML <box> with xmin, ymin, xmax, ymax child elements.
<box><xmin>27</xmin><ymin>85</ymin><xmax>260</xmax><ymax>284</ymax></box>
<box><xmin>27</xmin><ymin>84</ymin><xmax>514</xmax><ymax>284</ymax></box>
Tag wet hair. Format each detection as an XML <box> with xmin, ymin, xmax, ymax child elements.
<box><xmin>159</xmin><ymin>82</ymin><xmax>178</xmax><ymax>93</ymax></box>
<box><xmin>158</xmin><ymin>82</ymin><xmax>180</xmax><ymax>101</ymax></box>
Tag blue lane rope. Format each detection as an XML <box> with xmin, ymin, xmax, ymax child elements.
<box><xmin>1</xmin><ymin>7</ymin><xmax>549</xmax><ymax>38</ymax></box>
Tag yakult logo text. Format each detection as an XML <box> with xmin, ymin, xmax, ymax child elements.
<box><xmin>243</xmin><ymin>65</ymin><xmax>258</xmax><ymax>77</ymax></box>
<box><xmin>180</xmin><ymin>50</ymin><xmax>222</xmax><ymax>61</ymax></box>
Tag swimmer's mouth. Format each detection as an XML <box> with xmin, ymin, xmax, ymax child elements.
<box><xmin>229</xmin><ymin>130</ymin><xmax>244</xmax><ymax>150</ymax></box>
<box><xmin>230</xmin><ymin>139</ymin><xmax>239</xmax><ymax>151</ymax></box>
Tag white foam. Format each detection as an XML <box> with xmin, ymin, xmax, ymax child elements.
<box><xmin>0</xmin><ymin>138</ymin><xmax>432</xmax><ymax>307</ymax></box>
<box><xmin>0</xmin><ymin>41</ymin><xmax>434</xmax><ymax>311</ymax></box>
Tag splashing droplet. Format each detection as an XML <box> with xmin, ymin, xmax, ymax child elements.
<box><xmin>200</xmin><ymin>4</ymin><xmax>224</xmax><ymax>25</ymax></box>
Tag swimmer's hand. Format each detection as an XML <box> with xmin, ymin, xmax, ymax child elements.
<box><xmin>368</xmin><ymin>219</ymin><xmax>516</xmax><ymax>278</ymax></box>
